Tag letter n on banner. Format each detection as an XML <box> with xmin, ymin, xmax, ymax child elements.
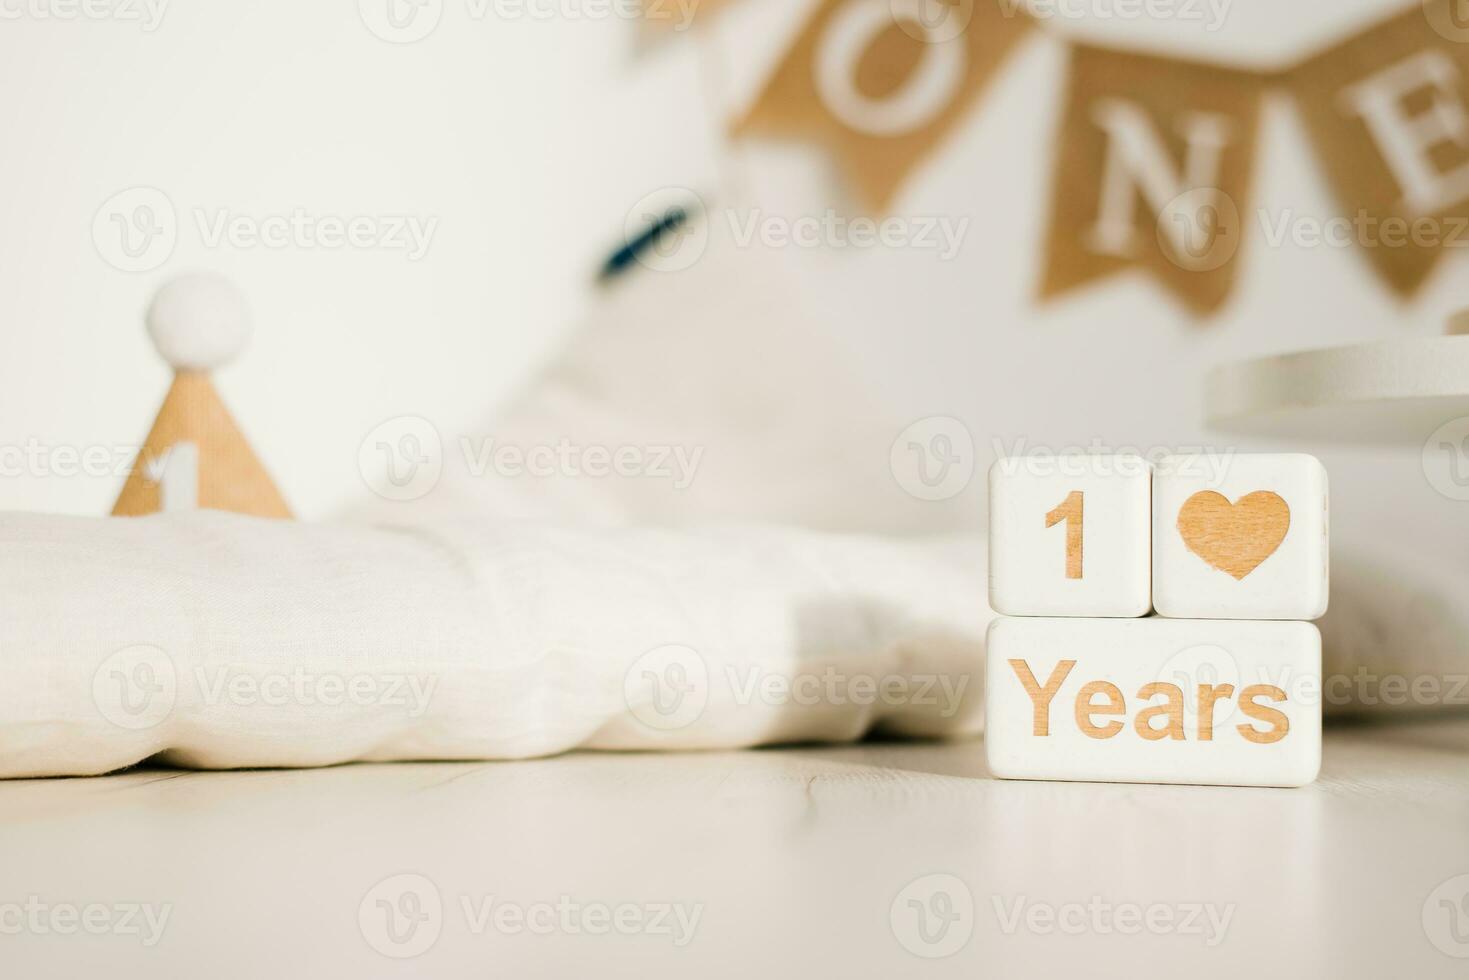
<box><xmin>736</xmin><ymin>0</ymin><xmax>1033</xmax><ymax>211</ymax></box>
<box><xmin>1039</xmin><ymin>46</ymin><xmax>1264</xmax><ymax>316</ymax></box>
<box><xmin>1289</xmin><ymin>1</ymin><xmax>1469</xmax><ymax>296</ymax></box>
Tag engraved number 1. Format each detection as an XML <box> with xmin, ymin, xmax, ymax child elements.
<box><xmin>1046</xmin><ymin>491</ymin><xmax>1084</xmax><ymax>580</ymax></box>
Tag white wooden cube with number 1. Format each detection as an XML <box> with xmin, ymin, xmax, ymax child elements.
<box><xmin>1153</xmin><ymin>453</ymin><xmax>1328</xmax><ymax>621</ymax></box>
<box><xmin>988</xmin><ymin>455</ymin><xmax>1152</xmax><ymax>617</ymax></box>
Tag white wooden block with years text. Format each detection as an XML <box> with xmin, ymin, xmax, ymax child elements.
<box><xmin>989</xmin><ymin>455</ymin><xmax>1151</xmax><ymax>617</ymax></box>
<box><xmin>985</xmin><ymin>617</ymin><xmax>1321</xmax><ymax>787</ymax></box>
<box><xmin>1153</xmin><ymin>453</ymin><xmax>1328</xmax><ymax>621</ymax></box>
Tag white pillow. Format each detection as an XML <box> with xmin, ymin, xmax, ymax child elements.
<box><xmin>0</xmin><ymin>510</ymin><xmax>989</xmax><ymax>779</ymax></box>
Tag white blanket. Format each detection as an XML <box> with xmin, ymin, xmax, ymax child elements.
<box><xmin>0</xmin><ymin>511</ymin><xmax>989</xmax><ymax>779</ymax></box>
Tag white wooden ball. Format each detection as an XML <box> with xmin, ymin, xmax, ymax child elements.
<box><xmin>146</xmin><ymin>273</ymin><xmax>251</xmax><ymax>372</ymax></box>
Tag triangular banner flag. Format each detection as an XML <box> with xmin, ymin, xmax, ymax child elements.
<box><xmin>736</xmin><ymin>0</ymin><xmax>1032</xmax><ymax>211</ymax></box>
<box><xmin>1039</xmin><ymin>44</ymin><xmax>1265</xmax><ymax>315</ymax></box>
<box><xmin>1288</xmin><ymin>0</ymin><xmax>1469</xmax><ymax>296</ymax></box>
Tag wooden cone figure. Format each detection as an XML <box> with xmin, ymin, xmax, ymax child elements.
<box><xmin>113</xmin><ymin>274</ymin><xmax>291</xmax><ymax>519</ymax></box>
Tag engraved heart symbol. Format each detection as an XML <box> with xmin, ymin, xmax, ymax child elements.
<box><xmin>1176</xmin><ymin>491</ymin><xmax>1291</xmax><ymax>581</ymax></box>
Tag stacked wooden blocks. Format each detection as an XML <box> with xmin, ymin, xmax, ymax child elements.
<box><xmin>984</xmin><ymin>454</ymin><xmax>1327</xmax><ymax>788</ymax></box>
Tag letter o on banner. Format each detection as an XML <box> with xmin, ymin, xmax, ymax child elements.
<box><xmin>814</xmin><ymin>0</ymin><xmax>969</xmax><ymax>138</ymax></box>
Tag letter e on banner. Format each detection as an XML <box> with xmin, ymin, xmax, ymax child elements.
<box><xmin>1290</xmin><ymin>1</ymin><xmax>1469</xmax><ymax>295</ymax></box>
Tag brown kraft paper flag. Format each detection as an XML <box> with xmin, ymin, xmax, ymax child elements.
<box><xmin>640</xmin><ymin>0</ymin><xmax>733</xmax><ymax>31</ymax></box>
<box><xmin>1289</xmin><ymin>0</ymin><xmax>1469</xmax><ymax>296</ymax></box>
<box><xmin>737</xmin><ymin>0</ymin><xmax>1033</xmax><ymax>211</ymax></box>
<box><xmin>1040</xmin><ymin>44</ymin><xmax>1265</xmax><ymax>316</ymax></box>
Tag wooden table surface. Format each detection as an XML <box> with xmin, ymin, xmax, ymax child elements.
<box><xmin>3</xmin><ymin>716</ymin><xmax>1467</xmax><ymax>978</ymax></box>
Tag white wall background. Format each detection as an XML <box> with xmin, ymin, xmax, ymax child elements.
<box><xmin>0</xmin><ymin>0</ymin><xmax>1465</xmax><ymax>562</ymax></box>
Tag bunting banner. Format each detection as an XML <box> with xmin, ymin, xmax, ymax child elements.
<box><xmin>640</xmin><ymin>0</ymin><xmax>735</xmax><ymax>31</ymax></box>
<box><xmin>657</xmin><ymin>0</ymin><xmax>1469</xmax><ymax>314</ymax></box>
<box><xmin>1040</xmin><ymin>45</ymin><xmax>1264</xmax><ymax>315</ymax></box>
<box><xmin>735</xmin><ymin>0</ymin><xmax>1033</xmax><ymax>210</ymax></box>
<box><xmin>1289</xmin><ymin>2</ymin><xmax>1469</xmax><ymax>296</ymax></box>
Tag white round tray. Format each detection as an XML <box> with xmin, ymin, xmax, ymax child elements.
<box><xmin>1205</xmin><ymin>335</ymin><xmax>1469</xmax><ymax>443</ymax></box>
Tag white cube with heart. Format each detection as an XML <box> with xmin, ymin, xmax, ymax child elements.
<box><xmin>989</xmin><ymin>455</ymin><xmax>1152</xmax><ymax>618</ymax></box>
<box><xmin>1153</xmin><ymin>453</ymin><xmax>1328</xmax><ymax>621</ymax></box>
